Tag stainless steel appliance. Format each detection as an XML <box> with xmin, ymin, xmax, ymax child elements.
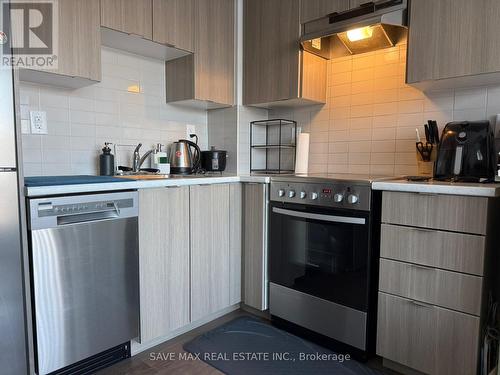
<box><xmin>269</xmin><ymin>174</ymin><xmax>382</xmax><ymax>358</ymax></box>
<box><xmin>28</xmin><ymin>191</ymin><xmax>140</xmax><ymax>375</ymax></box>
<box><xmin>0</xmin><ymin>22</ymin><xmax>30</xmax><ymax>375</ymax></box>
<box><xmin>170</xmin><ymin>139</ymin><xmax>201</xmax><ymax>174</ymax></box>
<box><xmin>301</xmin><ymin>0</ymin><xmax>407</xmax><ymax>59</ymax></box>
<box><xmin>434</xmin><ymin>121</ymin><xmax>497</xmax><ymax>182</ymax></box>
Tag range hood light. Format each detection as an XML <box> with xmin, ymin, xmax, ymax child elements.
<box><xmin>346</xmin><ymin>26</ymin><xmax>374</xmax><ymax>42</ymax></box>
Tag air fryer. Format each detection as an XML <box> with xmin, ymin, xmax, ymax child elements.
<box><xmin>434</xmin><ymin>121</ymin><xmax>496</xmax><ymax>182</ymax></box>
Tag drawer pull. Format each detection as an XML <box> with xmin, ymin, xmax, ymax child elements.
<box><xmin>410</xmin><ymin>300</ymin><xmax>434</xmax><ymax>309</ymax></box>
<box><xmin>410</xmin><ymin>263</ymin><xmax>435</xmax><ymax>271</ymax></box>
<box><xmin>411</xmin><ymin>227</ymin><xmax>435</xmax><ymax>233</ymax></box>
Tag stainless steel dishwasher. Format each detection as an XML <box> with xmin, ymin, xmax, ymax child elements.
<box><xmin>28</xmin><ymin>191</ymin><xmax>139</xmax><ymax>375</ymax></box>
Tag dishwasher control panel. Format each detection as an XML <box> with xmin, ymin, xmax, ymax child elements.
<box><xmin>29</xmin><ymin>191</ymin><xmax>139</xmax><ymax>230</ymax></box>
<box><xmin>37</xmin><ymin>200</ymin><xmax>130</xmax><ymax>217</ymax></box>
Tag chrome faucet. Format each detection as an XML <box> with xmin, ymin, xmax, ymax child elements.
<box><xmin>132</xmin><ymin>143</ymin><xmax>154</xmax><ymax>172</ymax></box>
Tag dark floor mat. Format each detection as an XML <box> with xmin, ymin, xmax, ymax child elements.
<box><xmin>183</xmin><ymin>316</ymin><xmax>382</xmax><ymax>375</ymax></box>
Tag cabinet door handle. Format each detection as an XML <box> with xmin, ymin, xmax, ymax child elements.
<box><xmin>410</xmin><ymin>300</ymin><xmax>434</xmax><ymax>309</ymax></box>
<box><xmin>409</xmin><ymin>263</ymin><xmax>435</xmax><ymax>272</ymax></box>
<box><xmin>412</xmin><ymin>227</ymin><xmax>435</xmax><ymax>233</ymax></box>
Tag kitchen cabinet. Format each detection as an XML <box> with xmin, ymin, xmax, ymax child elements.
<box><xmin>229</xmin><ymin>184</ymin><xmax>243</xmax><ymax>305</ymax></box>
<box><xmin>349</xmin><ymin>0</ymin><xmax>368</xmax><ymax>8</ymax></box>
<box><xmin>190</xmin><ymin>184</ymin><xmax>231</xmax><ymax>321</ymax></box>
<box><xmin>165</xmin><ymin>0</ymin><xmax>234</xmax><ymax>108</ymax></box>
<box><xmin>19</xmin><ymin>0</ymin><xmax>101</xmax><ymax>88</ymax></box>
<box><xmin>138</xmin><ymin>187</ymin><xmax>190</xmax><ymax>343</ymax></box>
<box><xmin>299</xmin><ymin>0</ymin><xmax>349</xmax><ymax>24</ymax></box>
<box><xmin>100</xmin><ymin>0</ymin><xmax>152</xmax><ymax>39</ymax></box>
<box><xmin>407</xmin><ymin>0</ymin><xmax>500</xmax><ymax>89</ymax></box>
<box><xmin>242</xmin><ymin>183</ymin><xmax>269</xmax><ymax>311</ymax></box>
<box><xmin>243</xmin><ymin>0</ymin><xmax>327</xmax><ymax>107</ymax></box>
<box><xmin>377</xmin><ymin>292</ymin><xmax>480</xmax><ymax>375</ymax></box>
<box><xmin>153</xmin><ymin>0</ymin><xmax>194</xmax><ymax>52</ymax></box>
<box><xmin>377</xmin><ymin>191</ymin><xmax>500</xmax><ymax>375</ymax></box>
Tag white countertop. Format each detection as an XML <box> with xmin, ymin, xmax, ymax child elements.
<box><xmin>372</xmin><ymin>179</ymin><xmax>500</xmax><ymax>197</ymax></box>
<box><xmin>25</xmin><ymin>174</ymin><xmax>271</xmax><ymax>197</ymax></box>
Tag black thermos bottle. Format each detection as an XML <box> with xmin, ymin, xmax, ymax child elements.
<box><xmin>99</xmin><ymin>142</ymin><xmax>114</xmax><ymax>176</ymax></box>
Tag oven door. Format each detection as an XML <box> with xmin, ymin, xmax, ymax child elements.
<box><xmin>269</xmin><ymin>202</ymin><xmax>371</xmax><ymax>312</ymax></box>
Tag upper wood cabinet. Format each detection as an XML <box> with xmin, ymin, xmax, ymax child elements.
<box><xmin>100</xmin><ymin>0</ymin><xmax>152</xmax><ymax>39</ymax></box>
<box><xmin>407</xmin><ymin>0</ymin><xmax>500</xmax><ymax>89</ymax></box>
<box><xmin>300</xmin><ymin>0</ymin><xmax>349</xmax><ymax>23</ymax></box>
<box><xmin>19</xmin><ymin>0</ymin><xmax>101</xmax><ymax>87</ymax></box>
<box><xmin>165</xmin><ymin>0</ymin><xmax>234</xmax><ymax>108</ymax></box>
<box><xmin>152</xmin><ymin>0</ymin><xmax>194</xmax><ymax>52</ymax></box>
<box><xmin>243</xmin><ymin>0</ymin><xmax>326</xmax><ymax>107</ymax></box>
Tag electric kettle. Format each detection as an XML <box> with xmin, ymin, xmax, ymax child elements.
<box><xmin>170</xmin><ymin>139</ymin><xmax>201</xmax><ymax>174</ymax></box>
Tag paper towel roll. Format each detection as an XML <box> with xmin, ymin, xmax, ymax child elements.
<box><xmin>295</xmin><ymin>133</ymin><xmax>309</xmax><ymax>174</ymax></box>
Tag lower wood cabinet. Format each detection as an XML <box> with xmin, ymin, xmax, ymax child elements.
<box><xmin>377</xmin><ymin>191</ymin><xmax>498</xmax><ymax>375</ymax></box>
<box><xmin>377</xmin><ymin>292</ymin><xmax>480</xmax><ymax>375</ymax></box>
<box><xmin>138</xmin><ymin>186</ymin><xmax>190</xmax><ymax>343</ymax></box>
<box><xmin>229</xmin><ymin>184</ymin><xmax>243</xmax><ymax>305</ymax></box>
<box><xmin>242</xmin><ymin>183</ymin><xmax>268</xmax><ymax>311</ymax></box>
<box><xmin>190</xmin><ymin>184</ymin><xmax>231</xmax><ymax>321</ymax></box>
<box><xmin>138</xmin><ymin>183</ymin><xmax>240</xmax><ymax>345</ymax></box>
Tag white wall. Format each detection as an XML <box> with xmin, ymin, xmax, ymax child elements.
<box><xmin>20</xmin><ymin>47</ymin><xmax>208</xmax><ymax>176</ymax></box>
<box><xmin>271</xmin><ymin>43</ymin><xmax>500</xmax><ymax>176</ymax></box>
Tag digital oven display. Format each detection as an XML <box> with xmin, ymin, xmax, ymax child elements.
<box><xmin>322</xmin><ymin>188</ymin><xmax>332</xmax><ymax>194</ymax></box>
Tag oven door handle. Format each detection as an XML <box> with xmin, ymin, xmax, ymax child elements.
<box><xmin>272</xmin><ymin>207</ymin><xmax>366</xmax><ymax>225</ymax></box>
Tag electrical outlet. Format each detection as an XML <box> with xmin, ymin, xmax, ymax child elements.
<box><xmin>186</xmin><ymin>124</ymin><xmax>197</xmax><ymax>139</ymax></box>
<box><xmin>30</xmin><ymin>111</ymin><xmax>47</xmax><ymax>134</ymax></box>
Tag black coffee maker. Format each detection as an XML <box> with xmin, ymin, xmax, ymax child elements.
<box><xmin>434</xmin><ymin>121</ymin><xmax>496</xmax><ymax>182</ymax></box>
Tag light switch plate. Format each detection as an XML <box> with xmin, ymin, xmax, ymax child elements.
<box><xmin>30</xmin><ymin>111</ymin><xmax>47</xmax><ymax>134</ymax></box>
<box><xmin>186</xmin><ymin>124</ymin><xmax>196</xmax><ymax>139</ymax></box>
<box><xmin>21</xmin><ymin>119</ymin><xmax>30</xmax><ymax>134</ymax></box>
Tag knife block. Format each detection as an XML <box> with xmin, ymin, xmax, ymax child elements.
<box><xmin>416</xmin><ymin>147</ymin><xmax>437</xmax><ymax>176</ymax></box>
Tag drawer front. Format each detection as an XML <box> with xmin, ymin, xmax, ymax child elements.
<box><xmin>381</xmin><ymin>224</ymin><xmax>485</xmax><ymax>275</ymax></box>
<box><xmin>381</xmin><ymin>191</ymin><xmax>488</xmax><ymax>235</ymax></box>
<box><xmin>379</xmin><ymin>259</ymin><xmax>483</xmax><ymax>315</ymax></box>
<box><xmin>377</xmin><ymin>292</ymin><xmax>480</xmax><ymax>375</ymax></box>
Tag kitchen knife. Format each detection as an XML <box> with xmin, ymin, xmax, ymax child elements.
<box><xmin>432</xmin><ymin>120</ymin><xmax>440</xmax><ymax>143</ymax></box>
<box><xmin>426</xmin><ymin>120</ymin><xmax>434</xmax><ymax>144</ymax></box>
<box><xmin>424</xmin><ymin>124</ymin><xmax>430</xmax><ymax>143</ymax></box>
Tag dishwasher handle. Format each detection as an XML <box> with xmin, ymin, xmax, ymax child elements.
<box><xmin>29</xmin><ymin>191</ymin><xmax>139</xmax><ymax>230</ymax></box>
<box><xmin>57</xmin><ymin>207</ymin><xmax>120</xmax><ymax>226</ymax></box>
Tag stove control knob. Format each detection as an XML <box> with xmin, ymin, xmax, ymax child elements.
<box><xmin>278</xmin><ymin>189</ymin><xmax>285</xmax><ymax>197</ymax></box>
<box><xmin>288</xmin><ymin>190</ymin><xmax>296</xmax><ymax>198</ymax></box>
<box><xmin>334</xmin><ymin>193</ymin><xmax>344</xmax><ymax>203</ymax></box>
<box><xmin>347</xmin><ymin>194</ymin><xmax>359</xmax><ymax>204</ymax></box>
<box><xmin>300</xmin><ymin>191</ymin><xmax>307</xmax><ymax>199</ymax></box>
<box><xmin>311</xmin><ymin>192</ymin><xmax>318</xmax><ymax>200</ymax></box>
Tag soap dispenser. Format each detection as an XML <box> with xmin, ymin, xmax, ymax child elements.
<box><xmin>99</xmin><ymin>142</ymin><xmax>114</xmax><ymax>176</ymax></box>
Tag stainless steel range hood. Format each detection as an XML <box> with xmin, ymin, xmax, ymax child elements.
<box><xmin>301</xmin><ymin>0</ymin><xmax>408</xmax><ymax>59</ymax></box>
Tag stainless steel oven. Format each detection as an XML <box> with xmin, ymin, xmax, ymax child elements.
<box><xmin>268</xmin><ymin>176</ymin><xmax>380</xmax><ymax>357</ymax></box>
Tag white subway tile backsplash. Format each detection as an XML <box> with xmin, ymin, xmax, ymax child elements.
<box><xmin>269</xmin><ymin>43</ymin><xmax>500</xmax><ymax>176</ymax></box>
<box><xmin>454</xmin><ymin>87</ymin><xmax>487</xmax><ymax>110</ymax></box>
<box><xmin>21</xmin><ymin>47</ymin><xmax>208</xmax><ymax>176</ymax></box>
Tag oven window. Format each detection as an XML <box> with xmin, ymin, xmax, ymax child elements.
<box><xmin>269</xmin><ymin>205</ymin><xmax>370</xmax><ymax>311</ymax></box>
